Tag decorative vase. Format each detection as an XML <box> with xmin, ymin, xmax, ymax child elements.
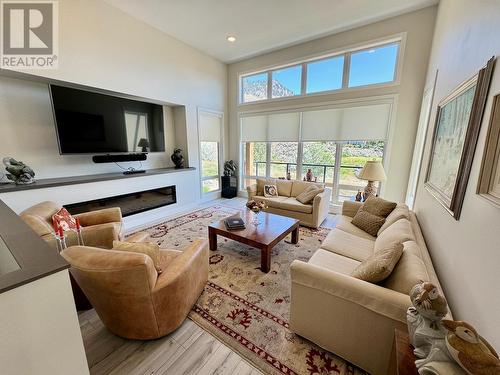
<box><xmin>251</xmin><ymin>210</ymin><xmax>261</xmax><ymax>226</ymax></box>
<box><xmin>171</xmin><ymin>148</ymin><xmax>184</xmax><ymax>169</ymax></box>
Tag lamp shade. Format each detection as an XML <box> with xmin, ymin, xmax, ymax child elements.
<box><xmin>137</xmin><ymin>138</ymin><xmax>150</xmax><ymax>148</ymax></box>
<box><xmin>357</xmin><ymin>160</ymin><xmax>387</xmax><ymax>181</ymax></box>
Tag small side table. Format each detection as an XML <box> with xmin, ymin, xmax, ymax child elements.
<box><xmin>391</xmin><ymin>328</ymin><xmax>419</xmax><ymax>375</ymax></box>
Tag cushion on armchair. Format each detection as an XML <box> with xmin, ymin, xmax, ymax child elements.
<box><xmin>113</xmin><ymin>240</ymin><xmax>162</xmax><ymax>273</ymax></box>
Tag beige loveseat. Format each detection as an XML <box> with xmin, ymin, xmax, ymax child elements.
<box><xmin>247</xmin><ymin>178</ymin><xmax>332</xmax><ymax>228</ymax></box>
<box><xmin>290</xmin><ymin>201</ymin><xmax>448</xmax><ymax>375</ymax></box>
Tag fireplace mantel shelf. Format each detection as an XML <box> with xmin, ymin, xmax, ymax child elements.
<box><xmin>0</xmin><ymin>167</ymin><xmax>196</xmax><ymax>193</ymax></box>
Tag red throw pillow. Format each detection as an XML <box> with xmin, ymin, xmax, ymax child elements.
<box><xmin>52</xmin><ymin>207</ymin><xmax>77</xmax><ymax>232</ymax></box>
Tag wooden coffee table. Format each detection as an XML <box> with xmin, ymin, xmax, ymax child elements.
<box><xmin>208</xmin><ymin>211</ymin><xmax>300</xmax><ymax>273</ymax></box>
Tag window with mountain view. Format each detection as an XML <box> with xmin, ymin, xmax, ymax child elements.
<box><xmin>241</xmin><ymin>72</ymin><xmax>268</xmax><ymax>102</ymax></box>
<box><xmin>272</xmin><ymin>65</ymin><xmax>302</xmax><ymax>98</ymax></box>
<box><xmin>239</xmin><ymin>40</ymin><xmax>400</xmax><ymax>103</ymax></box>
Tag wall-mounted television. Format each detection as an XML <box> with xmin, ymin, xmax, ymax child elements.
<box><xmin>50</xmin><ymin>85</ymin><xmax>165</xmax><ymax>155</ymax></box>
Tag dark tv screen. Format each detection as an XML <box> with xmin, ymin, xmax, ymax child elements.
<box><xmin>50</xmin><ymin>85</ymin><xmax>165</xmax><ymax>154</ymax></box>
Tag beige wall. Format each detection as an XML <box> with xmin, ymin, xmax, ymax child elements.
<box><xmin>0</xmin><ymin>271</ymin><xmax>89</xmax><ymax>374</ymax></box>
<box><xmin>414</xmin><ymin>0</ymin><xmax>500</xmax><ymax>349</ymax></box>
<box><xmin>227</xmin><ymin>7</ymin><xmax>437</xmax><ymax>202</ymax></box>
<box><xmin>0</xmin><ymin>0</ymin><xmax>227</xmax><ymax>179</ymax></box>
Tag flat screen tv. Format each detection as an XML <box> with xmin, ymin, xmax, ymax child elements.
<box><xmin>50</xmin><ymin>85</ymin><xmax>165</xmax><ymax>154</ymax></box>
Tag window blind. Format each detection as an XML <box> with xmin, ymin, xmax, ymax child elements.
<box><xmin>241</xmin><ymin>103</ymin><xmax>391</xmax><ymax>143</ymax></box>
<box><xmin>199</xmin><ymin>113</ymin><xmax>222</xmax><ymax>142</ymax></box>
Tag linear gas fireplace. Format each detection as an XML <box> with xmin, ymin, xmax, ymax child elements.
<box><xmin>65</xmin><ymin>186</ymin><xmax>176</xmax><ymax>217</ymax></box>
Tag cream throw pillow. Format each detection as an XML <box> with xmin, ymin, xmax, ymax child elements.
<box><xmin>296</xmin><ymin>185</ymin><xmax>324</xmax><ymax>204</ymax></box>
<box><xmin>113</xmin><ymin>240</ymin><xmax>162</xmax><ymax>273</ymax></box>
<box><xmin>351</xmin><ymin>243</ymin><xmax>403</xmax><ymax>283</ymax></box>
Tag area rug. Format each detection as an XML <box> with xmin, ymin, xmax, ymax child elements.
<box><xmin>131</xmin><ymin>204</ymin><xmax>367</xmax><ymax>375</ymax></box>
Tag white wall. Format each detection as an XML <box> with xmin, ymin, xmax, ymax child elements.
<box><xmin>0</xmin><ymin>270</ymin><xmax>89</xmax><ymax>375</ymax></box>
<box><xmin>414</xmin><ymin>0</ymin><xmax>500</xmax><ymax>349</ymax></box>
<box><xmin>0</xmin><ymin>0</ymin><xmax>227</xmax><ymax>182</ymax></box>
<box><xmin>227</xmin><ymin>7</ymin><xmax>437</xmax><ymax>202</ymax></box>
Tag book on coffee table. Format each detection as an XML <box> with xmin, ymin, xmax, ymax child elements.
<box><xmin>224</xmin><ymin>217</ymin><xmax>246</xmax><ymax>230</ymax></box>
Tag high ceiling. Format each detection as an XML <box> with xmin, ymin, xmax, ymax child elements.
<box><xmin>104</xmin><ymin>0</ymin><xmax>438</xmax><ymax>63</ymax></box>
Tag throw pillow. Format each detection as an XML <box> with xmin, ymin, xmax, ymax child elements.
<box><xmin>112</xmin><ymin>240</ymin><xmax>162</xmax><ymax>273</ymax></box>
<box><xmin>263</xmin><ymin>184</ymin><xmax>279</xmax><ymax>198</ymax></box>
<box><xmin>363</xmin><ymin>196</ymin><xmax>397</xmax><ymax>218</ymax></box>
<box><xmin>351</xmin><ymin>210</ymin><xmax>386</xmax><ymax>237</ymax></box>
<box><xmin>296</xmin><ymin>185</ymin><xmax>324</xmax><ymax>204</ymax></box>
<box><xmin>351</xmin><ymin>196</ymin><xmax>398</xmax><ymax>237</ymax></box>
<box><xmin>52</xmin><ymin>207</ymin><xmax>78</xmax><ymax>231</ymax></box>
<box><xmin>351</xmin><ymin>243</ymin><xmax>404</xmax><ymax>283</ymax></box>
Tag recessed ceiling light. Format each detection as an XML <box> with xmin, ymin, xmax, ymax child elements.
<box><xmin>226</xmin><ymin>35</ymin><xmax>236</xmax><ymax>43</ymax></box>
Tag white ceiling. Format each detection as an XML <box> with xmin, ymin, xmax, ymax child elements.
<box><xmin>104</xmin><ymin>0</ymin><xmax>438</xmax><ymax>63</ymax></box>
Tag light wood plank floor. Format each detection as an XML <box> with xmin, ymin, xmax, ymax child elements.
<box><xmin>79</xmin><ymin>309</ymin><xmax>261</xmax><ymax>375</ymax></box>
<box><xmin>78</xmin><ymin>198</ymin><xmax>337</xmax><ymax>374</ymax></box>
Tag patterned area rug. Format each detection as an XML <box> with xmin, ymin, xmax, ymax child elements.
<box><xmin>132</xmin><ymin>204</ymin><xmax>367</xmax><ymax>375</ymax></box>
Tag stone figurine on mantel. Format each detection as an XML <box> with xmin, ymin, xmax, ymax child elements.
<box><xmin>170</xmin><ymin>148</ymin><xmax>184</xmax><ymax>169</ymax></box>
<box><xmin>3</xmin><ymin>157</ymin><xmax>36</xmax><ymax>184</ymax></box>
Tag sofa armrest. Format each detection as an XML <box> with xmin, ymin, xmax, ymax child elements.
<box><xmin>290</xmin><ymin>260</ymin><xmax>410</xmax><ymax>322</ymax></box>
<box><xmin>341</xmin><ymin>201</ymin><xmax>363</xmax><ymax>217</ymax></box>
<box><xmin>246</xmin><ymin>184</ymin><xmax>257</xmax><ymax>200</ymax></box>
<box><xmin>312</xmin><ymin>188</ymin><xmax>331</xmax><ymax>227</ymax></box>
<box><xmin>75</xmin><ymin>207</ymin><xmax>123</xmax><ymax>227</ymax></box>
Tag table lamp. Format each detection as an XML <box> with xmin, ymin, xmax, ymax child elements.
<box><xmin>357</xmin><ymin>160</ymin><xmax>386</xmax><ymax>198</ymax></box>
<box><xmin>137</xmin><ymin>138</ymin><xmax>150</xmax><ymax>153</ymax></box>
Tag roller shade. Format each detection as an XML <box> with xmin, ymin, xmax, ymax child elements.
<box><xmin>268</xmin><ymin>112</ymin><xmax>300</xmax><ymax>141</ymax></box>
<box><xmin>241</xmin><ymin>103</ymin><xmax>391</xmax><ymax>142</ymax></box>
<box><xmin>199</xmin><ymin>112</ymin><xmax>222</xmax><ymax>142</ymax></box>
<box><xmin>301</xmin><ymin>104</ymin><xmax>390</xmax><ymax>141</ymax></box>
<box><xmin>241</xmin><ymin>115</ymin><xmax>267</xmax><ymax>141</ymax></box>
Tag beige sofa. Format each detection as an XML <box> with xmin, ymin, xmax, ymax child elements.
<box><xmin>290</xmin><ymin>201</ymin><xmax>448</xmax><ymax>375</ymax></box>
<box><xmin>247</xmin><ymin>178</ymin><xmax>331</xmax><ymax>228</ymax></box>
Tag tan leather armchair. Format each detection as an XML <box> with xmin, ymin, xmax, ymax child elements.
<box><xmin>19</xmin><ymin>201</ymin><xmax>123</xmax><ymax>250</ymax></box>
<box><xmin>61</xmin><ymin>239</ymin><xmax>209</xmax><ymax>340</ymax></box>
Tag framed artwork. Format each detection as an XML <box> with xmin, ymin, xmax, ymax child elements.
<box><xmin>425</xmin><ymin>57</ymin><xmax>495</xmax><ymax>220</ymax></box>
<box><xmin>477</xmin><ymin>93</ymin><xmax>500</xmax><ymax>207</ymax></box>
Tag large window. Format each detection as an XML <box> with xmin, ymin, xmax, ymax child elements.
<box><xmin>240</xmin><ymin>39</ymin><xmax>401</xmax><ymax>103</ymax></box>
<box><xmin>240</xmin><ymin>103</ymin><xmax>391</xmax><ymax>203</ymax></box>
<box><xmin>241</xmin><ymin>72</ymin><xmax>268</xmax><ymax>103</ymax></box>
<box><xmin>272</xmin><ymin>66</ymin><xmax>302</xmax><ymax>98</ymax></box>
<box><xmin>199</xmin><ymin>110</ymin><xmax>223</xmax><ymax>194</ymax></box>
<box><xmin>348</xmin><ymin>43</ymin><xmax>399</xmax><ymax>88</ymax></box>
<box><xmin>306</xmin><ymin>56</ymin><xmax>344</xmax><ymax>94</ymax></box>
<box><xmin>200</xmin><ymin>142</ymin><xmax>220</xmax><ymax>192</ymax></box>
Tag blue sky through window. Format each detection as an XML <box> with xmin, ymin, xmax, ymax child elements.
<box><xmin>348</xmin><ymin>43</ymin><xmax>399</xmax><ymax>87</ymax></box>
<box><xmin>306</xmin><ymin>56</ymin><xmax>344</xmax><ymax>93</ymax></box>
<box><xmin>272</xmin><ymin>65</ymin><xmax>301</xmax><ymax>97</ymax></box>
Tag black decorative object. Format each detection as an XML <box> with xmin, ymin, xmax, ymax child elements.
<box><xmin>221</xmin><ymin>176</ymin><xmax>237</xmax><ymax>198</ymax></box>
<box><xmin>223</xmin><ymin>160</ymin><xmax>237</xmax><ymax>177</ymax></box>
<box><xmin>171</xmin><ymin>148</ymin><xmax>184</xmax><ymax>169</ymax></box>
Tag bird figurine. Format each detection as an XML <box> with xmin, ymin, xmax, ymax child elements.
<box><xmin>410</xmin><ymin>281</ymin><xmax>448</xmax><ymax>329</ymax></box>
<box><xmin>442</xmin><ymin>320</ymin><xmax>500</xmax><ymax>375</ymax></box>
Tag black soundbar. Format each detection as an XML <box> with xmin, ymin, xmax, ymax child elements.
<box><xmin>92</xmin><ymin>153</ymin><xmax>147</xmax><ymax>163</ymax></box>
